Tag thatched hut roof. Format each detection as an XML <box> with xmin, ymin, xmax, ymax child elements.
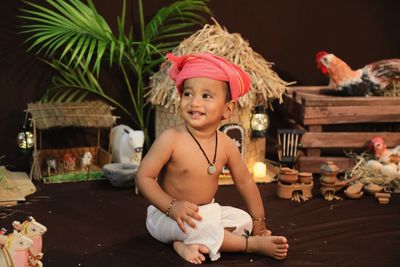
<box><xmin>27</xmin><ymin>101</ymin><xmax>117</xmax><ymax>129</ymax></box>
<box><xmin>147</xmin><ymin>19</ymin><xmax>294</xmax><ymax>112</ymax></box>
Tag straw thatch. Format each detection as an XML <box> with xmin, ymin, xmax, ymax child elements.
<box><xmin>147</xmin><ymin>19</ymin><xmax>294</xmax><ymax>112</ymax></box>
<box><xmin>27</xmin><ymin>101</ymin><xmax>118</xmax><ymax>129</ymax></box>
<box><xmin>346</xmin><ymin>152</ymin><xmax>400</xmax><ymax>193</ymax></box>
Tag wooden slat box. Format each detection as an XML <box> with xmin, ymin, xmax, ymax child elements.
<box><xmin>283</xmin><ymin>86</ymin><xmax>400</xmax><ymax>173</ymax></box>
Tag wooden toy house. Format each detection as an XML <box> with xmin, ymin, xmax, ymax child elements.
<box><xmin>27</xmin><ymin>101</ymin><xmax>118</xmax><ymax>183</ymax></box>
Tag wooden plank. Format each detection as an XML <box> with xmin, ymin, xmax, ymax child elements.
<box><xmin>297</xmin><ymin>156</ymin><xmax>352</xmax><ymax>173</ymax></box>
<box><xmin>301</xmin><ymin>132</ymin><xmax>400</xmax><ymax>148</ymax></box>
<box><xmin>283</xmin><ymin>94</ymin><xmax>305</xmax><ymax>123</ymax></box>
<box><xmin>303</xmin><ymin>105</ymin><xmax>400</xmax><ymax>125</ymax></box>
<box><xmin>287</xmin><ymin>86</ymin><xmax>400</xmax><ymax>107</ymax></box>
<box><xmin>302</xmin><ymin>96</ymin><xmax>400</xmax><ymax>107</ymax></box>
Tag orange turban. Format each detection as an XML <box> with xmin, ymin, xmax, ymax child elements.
<box><xmin>166</xmin><ymin>52</ymin><xmax>251</xmax><ymax>101</ymax></box>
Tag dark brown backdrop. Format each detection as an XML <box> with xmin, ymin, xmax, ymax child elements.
<box><xmin>1</xmin><ymin>0</ymin><xmax>399</xmax><ymax>171</ymax></box>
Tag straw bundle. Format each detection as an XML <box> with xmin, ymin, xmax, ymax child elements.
<box><xmin>346</xmin><ymin>152</ymin><xmax>400</xmax><ymax>193</ymax></box>
<box><xmin>148</xmin><ymin>19</ymin><xmax>293</xmax><ymax>112</ymax></box>
<box><xmin>27</xmin><ymin>101</ymin><xmax>117</xmax><ymax>129</ymax></box>
<box><xmin>383</xmin><ymin>81</ymin><xmax>400</xmax><ymax>97</ymax></box>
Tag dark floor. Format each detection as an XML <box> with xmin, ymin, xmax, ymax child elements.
<box><xmin>1</xmin><ymin>179</ymin><xmax>399</xmax><ymax>267</ymax></box>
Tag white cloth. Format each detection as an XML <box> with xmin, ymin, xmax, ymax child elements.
<box><xmin>146</xmin><ymin>202</ymin><xmax>252</xmax><ymax>261</ymax></box>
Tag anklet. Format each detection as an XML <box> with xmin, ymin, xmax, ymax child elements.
<box><xmin>165</xmin><ymin>199</ymin><xmax>176</xmax><ymax>217</ymax></box>
<box><xmin>242</xmin><ymin>229</ymin><xmax>250</xmax><ymax>253</ymax></box>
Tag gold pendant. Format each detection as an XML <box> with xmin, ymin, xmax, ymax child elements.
<box><xmin>208</xmin><ymin>165</ymin><xmax>217</xmax><ymax>175</ymax></box>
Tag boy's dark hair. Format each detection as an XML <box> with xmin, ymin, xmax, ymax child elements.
<box><xmin>225</xmin><ymin>82</ymin><xmax>232</xmax><ymax>102</ymax></box>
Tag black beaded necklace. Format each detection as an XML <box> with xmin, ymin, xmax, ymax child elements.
<box><xmin>185</xmin><ymin>124</ymin><xmax>218</xmax><ymax>175</ymax></box>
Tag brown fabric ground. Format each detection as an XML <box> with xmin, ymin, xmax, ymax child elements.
<box><xmin>1</xmin><ymin>180</ymin><xmax>399</xmax><ymax>267</ymax></box>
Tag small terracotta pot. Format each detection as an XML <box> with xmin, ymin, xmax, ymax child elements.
<box><xmin>320</xmin><ymin>160</ymin><xmax>339</xmax><ymax>177</ymax></box>
<box><xmin>365</xmin><ymin>183</ymin><xmax>383</xmax><ymax>195</ymax></box>
<box><xmin>298</xmin><ymin>172</ymin><xmax>313</xmax><ymax>184</ymax></box>
<box><xmin>344</xmin><ymin>190</ymin><xmax>363</xmax><ymax>199</ymax></box>
<box><xmin>278</xmin><ymin>172</ymin><xmax>298</xmax><ymax>184</ymax></box>
<box><xmin>320</xmin><ymin>175</ymin><xmax>337</xmax><ymax>184</ymax></box>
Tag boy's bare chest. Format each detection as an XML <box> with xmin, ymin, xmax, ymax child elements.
<box><xmin>170</xmin><ymin>140</ymin><xmax>227</xmax><ymax>176</ymax></box>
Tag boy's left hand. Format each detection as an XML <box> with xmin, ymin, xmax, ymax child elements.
<box><xmin>252</xmin><ymin>221</ymin><xmax>272</xmax><ymax>236</ymax></box>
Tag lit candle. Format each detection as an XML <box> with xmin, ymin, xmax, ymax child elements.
<box><xmin>253</xmin><ymin>162</ymin><xmax>267</xmax><ymax>178</ymax></box>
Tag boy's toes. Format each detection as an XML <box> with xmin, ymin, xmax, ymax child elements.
<box><xmin>199</xmin><ymin>245</ymin><xmax>209</xmax><ymax>254</ymax></box>
<box><xmin>276</xmin><ymin>236</ymin><xmax>288</xmax><ymax>244</ymax></box>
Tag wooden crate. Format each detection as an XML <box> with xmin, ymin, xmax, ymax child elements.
<box><xmin>283</xmin><ymin>86</ymin><xmax>400</xmax><ymax>173</ymax></box>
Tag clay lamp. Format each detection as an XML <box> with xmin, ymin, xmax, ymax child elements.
<box><xmin>278</xmin><ymin>167</ymin><xmax>298</xmax><ymax>184</ymax></box>
<box><xmin>298</xmin><ymin>172</ymin><xmax>313</xmax><ymax>184</ymax></box>
<box><xmin>375</xmin><ymin>192</ymin><xmax>391</xmax><ymax>204</ymax></box>
<box><xmin>344</xmin><ymin>182</ymin><xmax>364</xmax><ymax>199</ymax></box>
<box><xmin>364</xmin><ymin>183</ymin><xmax>383</xmax><ymax>195</ymax></box>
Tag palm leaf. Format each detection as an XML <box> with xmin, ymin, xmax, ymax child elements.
<box><xmin>20</xmin><ymin>0</ymin><xmax>211</xmax><ymax>143</ymax></box>
<box><xmin>20</xmin><ymin>0</ymin><xmax>115</xmax><ymax>74</ymax></box>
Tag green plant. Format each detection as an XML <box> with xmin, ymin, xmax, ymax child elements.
<box><xmin>20</xmin><ymin>0</ymin><xmax>210</xmax><ymax>145</ymax></box>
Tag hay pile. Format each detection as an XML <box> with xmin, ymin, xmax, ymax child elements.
<box><xmin>383</xmin><ymin>81</ymin><xmax>400</xmax><ymax>97</ymax></box>
<box><xmin>346</xmin><ymin>152</ymin><xmax>400</xmax><ymax>193</ymax></box>
<box><xmin>148</xmin><ymin>19</ymin><xmax>293</xmax><ymax>112</ymax></box>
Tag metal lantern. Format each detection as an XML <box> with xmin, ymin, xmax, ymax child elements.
<box><xmin>250</xmin><ymin>105</ymin><xmax>269</xmax><ymax>138</ymax></box>
<box><xmin>17</xmin><ymin>113</ymin><xmax>34</xmax><ymax>152</ymax></box>
<box><xmin>17</xmin><ymin>127</ymin><xmax>34</xmax><ymax>150</ymax></box>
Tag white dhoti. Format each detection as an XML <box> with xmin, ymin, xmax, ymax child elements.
<box><xmin>146</xmin><ymin>202</ymin><xmax>252</xmax><ymax>261</ymax></box>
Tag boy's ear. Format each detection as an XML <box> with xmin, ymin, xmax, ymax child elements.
<box><xmin>222</xmin><ymin>101</ymin><xmax>236</xmax><ymax>120</ymax></box>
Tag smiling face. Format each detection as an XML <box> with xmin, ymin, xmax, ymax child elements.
<box><xmin>179</xmin><ymin>77</ymin><xmax>235</xmax><ymax>130</ymax></box>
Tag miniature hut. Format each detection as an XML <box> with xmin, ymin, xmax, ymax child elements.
<box><xmin>27</xmin><ymin>101</ymin><xmax>118</xmax><ymax>183</ymax></box>
<box><xmin>147</xmin><ymin>19</ymin><xmax>292</xmax><ymax>180</ymax></box>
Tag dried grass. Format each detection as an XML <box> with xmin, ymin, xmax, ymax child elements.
<box><xmin>383</xmin><ymin>81</ymin><xmax>400</xmax><ymax>97</ymax></box>
<box><xmin>346</xmin><ymin>152</ymin><xmax>400</xmax><ymax>193</ymax></box>
<box><xmin>147</xmin><ymin>18</ymin><xmax>294</xmax><ymax>112</ymax></box>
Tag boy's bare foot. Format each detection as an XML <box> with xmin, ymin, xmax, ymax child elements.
<box><xmin>247</xmin><ymin>235</ymin><xmax>289</xmax><ymax>260</ymax></box>
<box><xmin>173</xmin><ymin>241</ymin><xmax>209</xmax><ymax>264</ymax></box>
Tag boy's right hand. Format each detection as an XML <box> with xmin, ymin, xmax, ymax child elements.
<box><xmin>169</xmin><ymin>200</ymin><xmax>202</xmax><ymax>234</ymax></box>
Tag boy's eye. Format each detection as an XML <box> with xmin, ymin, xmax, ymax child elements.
<box><xmin>202</xmin><ymin>93</ymin><xmax>211</xmax><ymax>99</ymax></box>
<box><xmin>182</xmin><ymin>91</ymin><xmax>192</xmax><ymax>97</ymax></box>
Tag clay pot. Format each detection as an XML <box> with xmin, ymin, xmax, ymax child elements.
<box><xmin>378</xmin><ymin>197</ymin><xmax>390</xmax><ymax>204</ymax></box>
<box><xmin>320</xmin><ymin>175</ymin><xmax>337</xmax><ymax>184</ymax></box>
<box><xmin>344</xmin><ymin>189</ymin><xmax>364</xmax><ymax>199</ymax></box>
<box><xmin>278</xmin><ymin>168</ymin><xmax>298</xmax><ymax>184</ymax></box>
<box><xmin>346</xmin><ymin>182</ymin><xmax>363</xmax><ymax>194</ymax></box>
<box><xmin>364</xmin><ymin>183</ymin><xmax>383</xmax><ymax>195</ymax></box>
<box><xmin>298</xmin><ymin>172</ymin><xmax>313</xmax><ymax>184</ymax></box>
<box><xmin>320</xmin><ymin>160</ymin><xmax>339</xmax><ymax>177</ymax></box>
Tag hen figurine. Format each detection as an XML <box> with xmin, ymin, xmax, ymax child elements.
<box><xmin>316</xmin><ymin>51</ymin><xmax>400</xmax><ymax>96</ymax></box>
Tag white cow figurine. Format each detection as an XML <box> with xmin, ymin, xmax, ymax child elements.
<box><xmin>110</xmin><ymin>124</ymin><xmax>144</xmax><ymax>165</ymax></box>
<box><xmin>81</xmin><ymin>151</ymin><xmax>93</xmax><ymax>171</ymax></box>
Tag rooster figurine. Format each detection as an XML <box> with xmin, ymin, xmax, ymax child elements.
<box><xmin>316</xmin><ymin>51</ymin><xmax>400</xmax><ymax>96</ymax></box>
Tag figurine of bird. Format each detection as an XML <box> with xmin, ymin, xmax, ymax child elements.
<box><xmin>369</xmin><ymin>136</ymin><xmax>400</xmax><ymax>164</ymax></box>
<box><xmin>316</xmin><ymin>51</ymin><xmax>400</xmax><ymax>96</ymax></box>
<box><xmin>365</xmin><ymin>137</ymin><xmax>400</xmax><ymax>178</ymax></box>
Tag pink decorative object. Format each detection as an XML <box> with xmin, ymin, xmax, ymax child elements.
<box><xmin>0</xmin><ymin>230</ymin><xmax>33</xmax><ymax>267</ymax></box>
<box><xmin>12</xmin><ymin>216</ymin><xmax>47</xmax><ymax>267</ymax></box>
